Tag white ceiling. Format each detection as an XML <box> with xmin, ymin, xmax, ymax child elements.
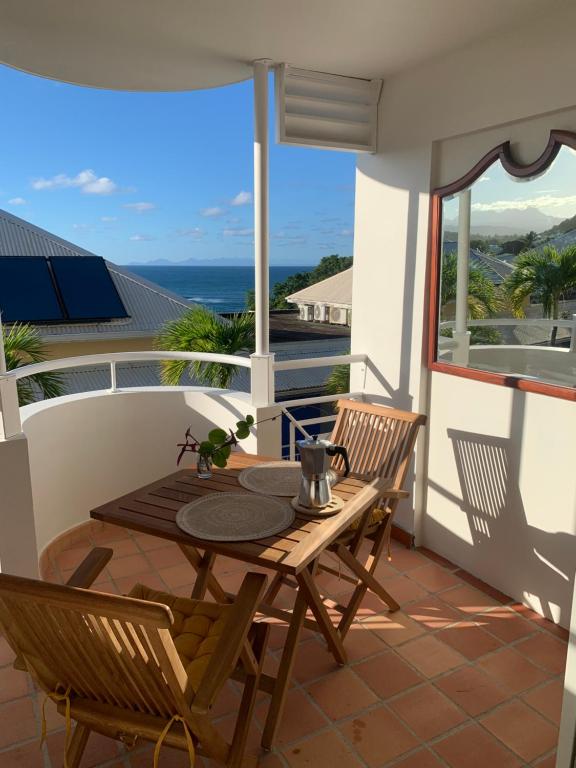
<box><xmin>0</xmin><ymin>0</ymin><xmax>556</xmax><ymax>91</ymax></box>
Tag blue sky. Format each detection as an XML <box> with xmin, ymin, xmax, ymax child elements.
<box><xmin>0</xmin><ymin>65</ymin><xmax>356</xmax><ymax>266</ymax></box>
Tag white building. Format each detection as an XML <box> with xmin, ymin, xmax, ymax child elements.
<box><xmin>286</xmin><ymin>268</ymin><xmax>352</xmax><ymax>326</ymax></box>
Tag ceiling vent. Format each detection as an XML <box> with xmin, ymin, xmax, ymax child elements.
<box><xmin>275</xmin><ymin>65</ymin><xmax>382</xmax><ymax>153</ymax></box>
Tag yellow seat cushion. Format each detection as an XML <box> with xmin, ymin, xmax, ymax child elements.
<box><xmin>129</xmin><ymin>584</ymin><xmax>232</xmax><ymax>693</ymax></box>
<box><xmin>348</xmin><ymin>506</ymin><xmax>389</xmax><ymax>531</ymax></box>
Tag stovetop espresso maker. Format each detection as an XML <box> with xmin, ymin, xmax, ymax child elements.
<box><xmin>297</xmin><ymin>436</ymin><xmax>350</xmax><ymax>509</ymax></box>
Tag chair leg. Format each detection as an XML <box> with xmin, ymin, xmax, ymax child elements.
<box><xmin>228</xmin><ymin>623</ymin><xmax>269</xmax><ymax>768</ymax></box>
<box><xmin>65</xmin><ymin>722</ymin><xmax>91</xmax><ymax>768</ymax></box>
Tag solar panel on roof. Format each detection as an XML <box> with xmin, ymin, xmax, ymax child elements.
<box><xmin>0</xmin><ymin>257</ymin><xmax>64</xmax><ymax>323</ymax></box>
<box><xmin>51</xmin><ymin>256</ymin><xmax>128</xmax><ymax>321</ymax></box>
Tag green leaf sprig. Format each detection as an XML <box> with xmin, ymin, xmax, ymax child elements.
<box><xmin>177</xmin><ymin>415</ymin><xmax>255</xmax><ymax>469</ymax></box>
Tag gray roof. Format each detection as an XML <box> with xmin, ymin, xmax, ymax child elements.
<box><xmin>0</xmin><ymin>208</ymin><xmax>194</xmax><ymax>341</ymax></box>
<box><xmin>442</xmin><ymin>241</ymin><xmax>513</xmax><ymax>284</ymax></box>
<box><xmin>286</xmin><ymin>268</ymin><xmax>352</xmax><ymax>307</ymax></box>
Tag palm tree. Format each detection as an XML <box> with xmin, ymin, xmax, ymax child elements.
<box><xmin>504</xmin><ymin>245</ymin><xmax>576</xmax><ymax>345</ymax></box>
<box><xmin>325</xmin><ymin>363</ymin><xmax>350</xmax><ymax>395</ymax></box>
<box><xmin>440</xmin><ymin>252</ymin><xmax>501</xmax><ymax>320</ymax></box>
<box><xmin>3</xmin><ymin>323</ymin><xmax>63</xmax><ymax>405</ymax></box>
<box><xmin>157</xmin><ymin>306</ymin><xmax>255</xmax><ymax>389</ymax></box>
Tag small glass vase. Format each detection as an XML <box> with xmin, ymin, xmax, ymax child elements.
<box><xmin>197</xmin><ymin>454</ymin><xmax>213</xmax><ymax>479</ymax></box>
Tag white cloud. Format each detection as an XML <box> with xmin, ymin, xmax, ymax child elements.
<box><xmin>201</xmin><ymin>206</ymin><xmax>225</xmax><ymax>217</ymax></box>
<box><xmin>32</xmin><ymin>169</ymin><xmax>117</xmax><ymax>195</ymax></box>
<box><xmin>100</xmin><ymin>216</ymin><xmax>118</xmax><ymax>223</ymax></box>
<box><xmin>72</xmin><ymin>223</ymin><xmax>90</xmax><ymax>230</ymax></box>
<box><xmin>177</xmin><ymin>227</ymin><xmax>204</xmax><ymax>239</ymax></box>
<box><xmin>224</xmin><ymin>227</ymin><xmax>254</xmax><ymax>237</ymax></box>
<box><xmin>8</xmin><ymin>197</ymin><xmax>26</xmax><ymax>205</ymax></box>
<box><xmin>339</xmin><ymin>228</ymin><xmax>354</xmax><ymax>237</ymax></box>
<box><xmin>129</xmin><ymin>234</ymin><xmax>155</xmax><ymax>241</ymax></box>
<box><xmin>231</xmin><ymin>190</ymin><xmax>252</xmax><ymax>206</ymax></box>
<box><xmin>472</xmin><ymin>194</ymin><xmax>576</xmax><ymax>212</ymax></box>
<box><xmin>478</xmin><ymin>175</ymin><xmax>491</xmax><ymax>183</ymax></box>
<box><xmin>123</xmin><ymin>202</ymin><xmax>155</xmax><ymax>213</ymax></box>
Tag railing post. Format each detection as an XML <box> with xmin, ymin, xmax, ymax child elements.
<box><xmin>0</xmin><ymin>376</ymin><xmax>22</xmax><ymax>438</ymax></box>
<box><xmin>250</xmin><ymin>352</ymin><xmax>275</xmax><ymax>407</ymax></box>
<box><xmin>110</xmin><ymin>361</ymin><xmax>118</xmax><ymax>393</ymax></box>
<box><xmin>570</xmin><ymin>314</ymin><xmax>576</xmax><ymax>353</ymax></box>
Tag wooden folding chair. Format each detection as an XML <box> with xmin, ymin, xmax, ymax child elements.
<box><xmin>324</xmin><ymin>399</ymin><xmax>426</xmax><ymax>635</ymax></box>
<box><xmin>0</xmin><ymin>548</ymin><xmax>268</xmax><ymax>768</ymax></box>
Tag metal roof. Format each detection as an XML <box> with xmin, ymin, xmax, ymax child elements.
<box><xmin>0</xmin><ymin>208</ymin><xmax>194</xmax><ymax>341</ymax></box>
<box><xmin>286</xmin><ymin>268</ymin><xmax>352</xmax><ymax>307</ymax></box>
<box><xmin>442</xmin><ymin>242</ymin><xmax>513</xmax><ymax>285</ymax></box>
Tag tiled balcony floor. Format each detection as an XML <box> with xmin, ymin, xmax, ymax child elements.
<box><xmin>0</xmin><ymin>521</ymin><xmax>568</xmax><ymax>768</ymax></box>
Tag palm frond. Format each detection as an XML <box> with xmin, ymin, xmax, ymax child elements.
<box><xmin>3</xmin><ymin>323</ymin><xmax>64</xmax><ymax>405</ymax></box>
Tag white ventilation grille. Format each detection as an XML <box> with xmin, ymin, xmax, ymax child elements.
<box><xmin>275</xmin><ymin>65</ymin><xmax>382</xmax><ymax>153</ymax></box>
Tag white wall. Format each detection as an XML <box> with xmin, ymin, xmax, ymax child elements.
<box><xmin>0</xmin><ymin>434</ymin><xmax>38</xmax><ymax>577</ymax></box>
<box><xmin>21</xmin><ymin>387</ymin><xmax>281</xmax><ymax>556</ymax></box>
<box><xmin>351</xmin><ymin>4</ymin><xmax>576</xmax><ymax>624</ymax></box>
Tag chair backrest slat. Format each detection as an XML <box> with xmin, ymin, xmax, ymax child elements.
<box><xmin>330</xmin><ymin>400</ymin><xmax>426</xmax><ymax>487</ymax></box>
<box><xmin>0</xmin><ymin>574</ymin><xmax>189</xmax><ymax>720</ymax></box>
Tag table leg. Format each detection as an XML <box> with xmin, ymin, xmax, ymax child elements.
<box><xmin>297</xmin><ymin>566</ymin><xmax>347</xmax><ymax>666</ymax></box>
<box><xmin>261</xmin><ymin>589</ymin><xmax>308</xmax><ymax>750</ymax></box>
<box><xmin>178</xmin><ymin>544</ymin><xmax>230</xmax><ymax>603</ymax></box>
<box><xmin>191</xmin><ymin>551</ymin><xmax>216</xmax><ymax>599</ymax></box>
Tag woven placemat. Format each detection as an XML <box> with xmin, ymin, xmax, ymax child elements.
<box><xmin>238</xmin><ymin>461</ymin><xmax>303</xmax><ymax>497</ymax></box>
<box><xmin>175</xmin><ymin>492</ymin><xmax>295</xmax><ymax>542</ymax></box>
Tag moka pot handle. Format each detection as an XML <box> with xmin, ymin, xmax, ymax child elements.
<box><xmin>327</xmin><ymin>444</ymin><xmax>350</xmax><ymax>476</ymax></box>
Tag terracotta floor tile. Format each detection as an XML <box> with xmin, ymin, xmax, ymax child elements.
<box><xmin>522</xmin><ymin>679</ymin><xmax>564</xmax><ymax>725</ymax></box>
<box><xmin>406</xmin><ymin>596</ymin><xmax>463</xmax><ymax>630</ymax></box>
<box><xmin>478</xmin><ymin>647</ymin><xmax>549</xmax><ymax>694</ymax></box>
<box><xmin>481</xmin><ymin>699</ymin><xmax>558</xmax><ymax>762</ymax></box>
<box><xmin>338</xmin><ymin>706</ymin><xmax>419</xmax><ymax>767</ymax></box>
<box><xmin>454</xmin><ymin>570</ymin><xmax>511</xmax><ymax>604</ymax></box>
<box><xmin>211</xmin><ymin>681</ymin><xmax>242</xmax><ymax>719</ymax></box>
<box><xmin>0</xmin><ymin>698</ymin><xmax>37</xmax><ymax>749</ymax></box>
<box><xmin>515</xmin><ymin>633</ymin><xmax>567</xmax><ymax>675</ymax></box>
<box><xmin>408</xmin><ymin>564</ymin><xmax>462</xmax><ymax>592</ymax></box>
<box><xmin>433</xmin><ymin>723</ymin><xmax>521</xmax><ymax>768</ymax></box>
<box><xmin>440</xmin><ymin>584</ymin><xmax>500</xmax><ymax>613</ymax></box>
<box><xmin>0</xmin><ymin>635</ymin><xmax>16</xmax><ymax>668</ymax></box>
<box><xmin>157</xmin><ymin>563</ymin><xmax>196</xmax><ymax>589</ymax></box>
<box><xmin>397</xmin><ymin>634</ymin><xmax>467</xmax><ymax>678</ymax></box>
<box><xmin>379</xmin><ymin>575</ymin><xmax>429</xmax><ymax>604</ymax></box>
<box><xmin>114</xmin><ymin>571</ymin><xmax>168</xmax><ymax>596</ymax></box>
<box><xmin>475</xmin><ymin>607</ymin><xmax>537</xmax><ymax>643</ymax></box>
<box><xmin>417</xmin><ymin>548</ymin><xmax>458</xmax><ymax>571</ymax></box>
<box><xmin>435</xmin><ymin>666</ymin><xmax>510</xmax><ymax>716</ymax></box>
<box><xmin>91</xmin><ymin>524</ymin><xmax>131</xmax><ymax>544</ymax></box>
<box><xmin>359</xmin><ymin>611</ymin><xmax>426</xmax><ymax>647</ymax></box>
<box><xmin>531</xmin><ymin>753</ymin><xmax>557</xmax><ymax>768</ymax></box>
<box><xmin>388</xmin><ymin>683</ymin><xmax>467</xmax><ymax>740</ymax></box>
<box><xmin>392</xmin><ymin>748</ymin><xmax>445</xmax><ymax>767</ymax></box>
<box><xmin>255</xmin><ymin>689</ymin><xmax>327</xmax><ymax>747</ymax></box>
<box><xmin>129</xmin><ymin>744</ymin><xmax>195</xmax><ymax>767</ymax></box>
<box><xmin>0</xmin><ymin>740</ymin><xmax>45</xmax><ymax>767</ymax></box>
<box><xmin>306</xmin><ymin>667</ymin><xmax>377</xmax><ymax>721</ymax></box>
<box><xmin>340</xmin><ymin>623</ymin><xmax>386</xmax><ymax>660</ymax></box>
<box><xmin>144</xmin><ymin>544</ymin><xmax>188</xmax><ymax>570</ymax></box>
<box><xmin>106</xmin><ymin>553</ymin><xmax>151</xmax><ymax>579</ymax></box>
<box><xmin>291</xmin><ymin>639</ymin><xmax>341</xmax><ymax>684</ymax></box>
<box><xmin>53</xmin><ymin>544</ymin><xmax>93</xmax><ymax>571</ymax></box>
<box><xmin>354</xmin><ymin>649</ymin><xmax>423</xmax><ymax>699</ymax></box>
<box><xmin>284</xmin><ymin>729</ymin><xmax>364</xmax><ymax>768</ymax></box>
<box><xmin>47</xmin><ymin>729</ymin><xmax>121</xmax><ymax>767</ymax></box>
<box><xmin>133</xmin><ymin>532</ymin><xmax>171</xmax><ymax>552</ymax></box>
<box><xmin>437</xmin><ymin>623</ymin><xmax>503</xmax><ymax>660</ymax></box>
<box><xmin>0</xmin><ymin>666</ymin><xmax>29</xmax><ymax>703</ymax></box>
<box><xmin>387</xmin><ymin>549</ymin><xmax>431</xmax><ymax>572</ymax></box>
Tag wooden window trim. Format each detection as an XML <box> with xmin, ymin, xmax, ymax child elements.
<box><xmin>427</xmin><ymin>129</ymin><xmax>576</xmax><ymax>402</ymax></box>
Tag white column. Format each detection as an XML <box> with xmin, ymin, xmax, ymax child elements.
<box><xmin>253</xmin><ymin>59</ymin><xmax>272</xmax><ymax>357</ymax></box>
<box><xmin>453</xmin><ymin>188</ymin><xmax>471</xmax><ymax>366</ymax></box>
<box><xmin>250</xmin><ymin>352</ymin><xmax>275</xmax><ymax>407</ymax></box>
<box><xmin>0</xmin><ymin>314</ymin><xmax>22</xmax><ymax>438</ymax></box>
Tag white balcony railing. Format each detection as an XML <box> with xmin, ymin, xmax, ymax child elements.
<box><xmin>0</xmin><ymin>349</ymin><xmax>368</xmax><ymax>439</ymax></box>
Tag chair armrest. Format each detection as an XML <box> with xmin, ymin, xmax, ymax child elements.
<box><xmin>65</xmin><ymin>547</ymin><xmax>113</xmax><ymax>588</ymax></box>
<box><xmin>379</xmin><ymin>488</ymin><xmax>409</xmax><ymax>501</ymax></box>
<box><xmin>191</xmin><ymin>571</ymin><xmax>267</xmax><ymax>712</ymax></box>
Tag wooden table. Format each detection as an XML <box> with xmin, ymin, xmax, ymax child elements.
<box><xmin>91</xmin><ymin>453</ymin><xmax>391</xmax><ymax>748</ymax></box>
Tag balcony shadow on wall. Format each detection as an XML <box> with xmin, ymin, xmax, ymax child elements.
<box><xmin>444</xmin><ymin>419</ymin><xmax>575</xmax><ymax>624</ymax></box>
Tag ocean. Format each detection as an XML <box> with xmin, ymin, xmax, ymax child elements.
<box><xmin>130</xmin><ymin>265</ymin><xmax>309</xmax><ymax>314</ymax></box>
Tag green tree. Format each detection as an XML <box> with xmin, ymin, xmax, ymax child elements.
<box><xmin>3</xmin><ymin>323</ymin><xmax>63</xmax><ymax>405</ymax></box>
<box><xmin>157</xmin><ymin>306</ymin><xmax>255</xmax><ymax>389</ymax></box>
<box><xmin>324</xmin><ymin>363</ymin><xmax>350</xmax><ymax>395</ymax></box>
<box><xmin>504</xmin><ymin>245</ymin><xmax>576</xmax><ymax>345</ymax></box>
<box><xmin>440</xmin><ymin>252</ymin><xmax>501</xmax><ymax>320</ymax></box>
<box><xmin>522</xmin><ymin>230</ymin><xmax>538</xmax><ymax>249</ymax></box>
